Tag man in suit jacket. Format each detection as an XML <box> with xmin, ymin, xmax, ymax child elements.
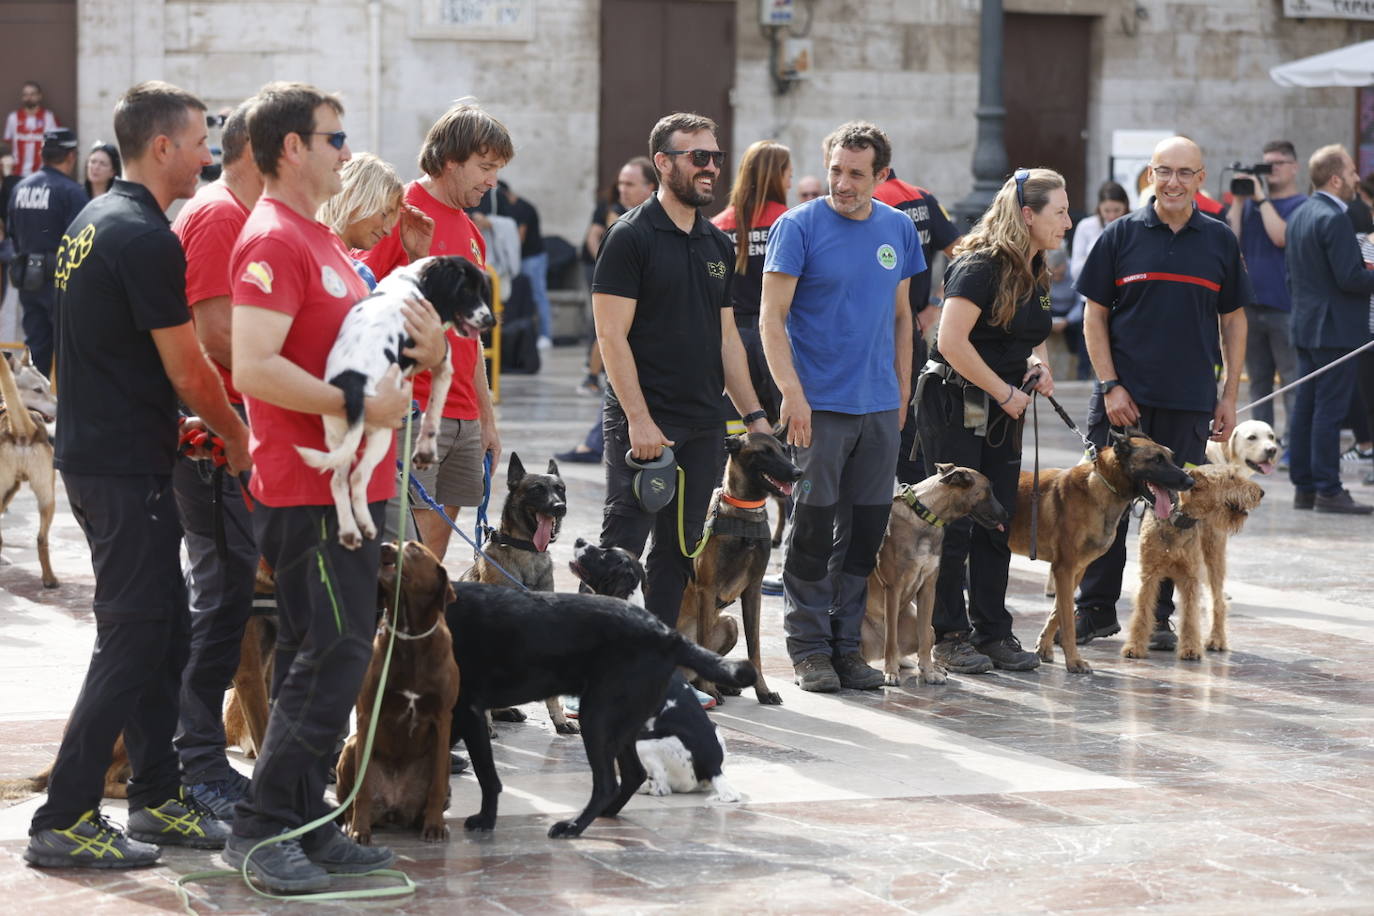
<box><xmin>1285</xmin><ymin>144</ymin><xmax>1374</xmax><ymax>514</ymax></box>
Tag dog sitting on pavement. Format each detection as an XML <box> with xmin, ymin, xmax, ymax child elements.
<box><xmin>0</xmin><ymin>346</ymin><xmax>58</xmax><ymax>589</ymax></box>
<box><xmin>1008</xmin><ymin>432</ymin><xmax>1195</xmax><ymax>672</ymax></box>
<box><xmin>1205</xmin><ymin>418</ymin><xmax>1279</xmax><ymax>477</ymax></box>
<box><xmin>570</xmin><ymin>538</ymin><xmax>741</xmax><ymax>803</ymax></box>
<box><xmin>678</xmin><ymin>430</ymin><xmax>800</xmax><ymax>705</ymax></box>
<box><xmin>862</xmin><ymin>465</ymin><xmax>1007</xmax><ymax>686</ymax></box>
<box><xmin>336</xmin><ymin>541</ymin><xmax>459</xmax><ymax>844</ymax></box>
<box><xmin>296</xmin><ymin>255</ymin><xmax>494</xmax><ymax>549</ymax></box>
<box><xmin>1122</xmin><ymin>464</ymin><xmax>1264</xmax><ymax>661</ymax></box>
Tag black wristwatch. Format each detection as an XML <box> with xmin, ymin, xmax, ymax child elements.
<box><xmin>1101</xmin><ymin>379</ymin><xmax>1122</xmax><ymax>394</ymax></box>
<box><xmin>742</xmin><ymin>409</ymin><xmax>768</xmax><ymax>425</ymax></box>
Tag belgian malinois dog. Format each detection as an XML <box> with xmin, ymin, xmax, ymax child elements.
<box><xmin>678</xmin><ymin>430</ymin><xmax>801</xmax><ymax>705</ymax></box>
<box><xmin>862</xmin><ymin>465</ymin><xmax>1008</xmax><ymax>686</ymax></box>
<box><xmin>1008</xmin><ymin>432</ymin><xmax>1194</xmax><ymax>673</ymax></box>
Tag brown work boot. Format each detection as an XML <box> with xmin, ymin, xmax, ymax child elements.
<box><xmin>793</xmin><ymin>654</ymin><xmax>840</xmax><ymax>692</ymax></box>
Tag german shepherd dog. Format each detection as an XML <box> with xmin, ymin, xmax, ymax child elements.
<box><xmin>1123</xmin><ymin>465</ymin><xmax>1263</xmax><ymax>660</ymax></box>
<box><xmin>1008</xmin><ymin>432</ymin><xmax>1194</xmax><ymax>673</ymax></box>
<box><xmin>297</xmin><ymin>255</ymin><xmax>495</xmax><ymax>549</ymax></box>
<box><xmin>439</xmin><ymin>571</ymin><xmax>757</xmax><ymax>838</ymax></box>
<box><xmin>0</xmin><ymin>348</ymin><xmax>57</xmax><ymax>588</ymax></box>
<box><xmin>461</xmin><ymin>452</ymin><xmax>573</xmax><ymax>733</ymax></box>
<box><xmin>337</xmin><ymin>541</ymin><xmax>459</xmax><ymax>843</ymax></box>
<box><xmin>678</xmin><ymin>431</ymin><xmax>801</xmax><ymax>705</ymax></box>
<box><xmin>862</xmin><ymin>465</ymin><xmax>1007</xmax><ymax>686</ymax></box>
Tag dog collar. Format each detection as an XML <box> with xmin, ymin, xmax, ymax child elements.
<box><xmin>486</xmin><ymin>527</ymin><xmax>545</xmax><ymax>553</ymax></box>
<box><xmin>721</xmin><ymin>491</ymin><xmax>767</xmax><ymax>510</ymax></box>
<box><xmin>1091</xmin><ymin>467</ymin><xmax>1122</xmax><ymax>497</ymax></box>
<box><xmin>898</xmin><ymin>485</ymin><xmax>947</xmax><ymax>528</ymax></box>
<box><xmin>1170</xmin><ymin>511</ymin><xmax>1198</xmax><ymax>530</ymax></box>
<box><xmin>382</xmin><ymin>615</ymin><xmax>441</xmax><ymax>641</ymax></box>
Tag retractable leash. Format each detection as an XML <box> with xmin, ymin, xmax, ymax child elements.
<box><xmin>176</xmin><ymin>413</ymin><xmax>422</xmax><ymax>910</ymax></box>
<box><xmin>1235</xmin><ymin>338</ymin><xmax>1374</xmax><ymax>416</ymax></box>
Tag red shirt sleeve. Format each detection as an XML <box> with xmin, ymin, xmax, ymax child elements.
<box><xmin>183</xmin><ymin>215</ymin><xmax>242</xmax><ymax>305</ymax></box>
<box><xmin>231</xmin><ymin>234</ymin><xmax>310</xmax><ymax>319</ymax></box>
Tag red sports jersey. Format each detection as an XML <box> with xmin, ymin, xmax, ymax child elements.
<box><xmin>360</xmin><ymin>180</ymin><xmax>487</xmax><ymax>420</ymax></box>
<box><xmin>172</xmin><ymin>181</ymin><xmax>251</xmax><ymax>404</ymax></box>
<box><xmin>231</xmin><ymin>197</ymin><xmax>389</xmax><ymax>508</ymax></box>
<box><xmin>3</xmin><ymin>107</ymin><xmax>59</xmax><ymax>177</ymax></box>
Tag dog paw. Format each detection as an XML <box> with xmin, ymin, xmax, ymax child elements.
<box><xmin>1177</xmin><ymin>646</ymin><xmax>1202</xmax><ymax>661</ymax></box>
<box><xmin>554</xmin><ymin>720</ymin><xmax>580</xmax><ymax>735</ymax></box>
<box><xmin>755</xmin><ymin>688</ymin><xmax>783</xmax><ymax>705</ymax></box>
<box><xmin>882</xmin><ymin>671</ymin><xmax>902</xmax><ymax>687</ymax></box>
<box><xmin>358</xmin><ymin>520</ymin><xmax>377</xmax><ymax>540</ymax></box>
<box><xmin>1121</xmin><ymin>643</ymin><xmax>1148</xmax><ymax>659</ymax></box>
<box><xmin>1064</xmin><ymin>657</ymin><xmax>1093</xmax><ymax>674</ymax></box>
<box><xmin>42</xmin><ymin>577</ymin><xmax>58</xmax><ymax>589</ymax></box>
<box><xmin>413</xmin><ymin>448</ymin><xmax>436</xmax><ymax>470</ymax></box>
<box><xmin>1037</xmin><ymin>644</ymin><xmax>1055</xmax><ymax>663</ymax></box>
<box><xmin>1205</xmin><ymin>636</ymin><xmax>1227</xmax><ymax>652</ymax></box>
<box><xmin>339</xmin><ymin>530</ymin><xmax>363</xmax><ymax>550</ymax></box>
<box><xmin>642</xmin><ymin>779</ymin><xmax>670</xmax><ymax>797</ymax></box>
<box><xmin>349</xmin><ymin>829</ymin><xmax>372</xmax><ymax>846</ymax></box>
<box><xmin>421</xmin><ymin>822</ymin><xmax>450</xmax><ymax>843</ymax></box>
<box><xmin>547</xmin><ymin>820</ymin><xmax>583</xmax><ymax>839</ymax></box>
<box><xmin>918</xmin><ymin>667</ymin><xmax>948</xmax><ymax>685</ymax></box>
<box><xmin>464</xmin><ymin>813</ymin><xmax>495</xmax><ymax>832</ymax></box>
<box><xmin>491</xmin><ymin>707</ymin><xmax>527</xmax><ymax>723</ymax></box>
<box><xmin>717</xmin><ymin>684</ymin><xmax>741</xmax><ymax>697</ymax></box>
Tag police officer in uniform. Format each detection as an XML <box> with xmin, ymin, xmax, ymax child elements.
<box><xmin>6</xmin><ymin>127</ymin><xmax>87</xmax><ymax>376</ymax></box>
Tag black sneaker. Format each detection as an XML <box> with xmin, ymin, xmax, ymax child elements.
<box><xmin>832</xmin><ymin>652</ymin><xmax>885</xmax><ymax>690</ymax></box>
<box><xmin>24</xmin><ymin>809</ymin><xmax>161</xmax><ymax>869</ymax></box>
<box><xmin>932</xmin><ymin>633</ymin><xmax>993</xmax><ymax>674</ymax></box>
<box><xmin>127</xmin><ymin>787</ymin><xmax>230</xmax><ymax>849</ymax></box>
<box><xmin>186</xmin><ymin>771</ymin><xmax>251</xmax><ymax>822</ymax></box>
<box><xmin>1069</xmin><ymin>607</ymin><xmax>1120</xmax><ymax>645</ymax></box>
<box><xmin>223</xmin><ymin>833</ymin><xmax>330</xmax><ymax>894</ymax></box>
<box><xmin>303</xmin><ymin>823</ymin><xmax>395</xmax><ymax>874</ymax></box>
<box><xmin>980</xmin><ymin>635</ymin><xmax>1041</xmax><ymax>671</ymax></box>
<box><xmin>1293</xmin><ymin>490</ymin><xmax>1315</xmax><ymax>510</ymax></box>
<box><xmin>761</xmin><ymin>574</ymin><xmax>783</xmax><ymax>596</ymax></box>
<box><xmin>793</xmin><ymin>654</ymin><xmax>840</xmax><ymax>692</ymax></box>
<box><xmin>1314</xmin><ymin>489</ymin><xmax>1374</xmax><ymax>515</ymax></box>
<box><xmin>1149</xmin><ymin>618</ymin><xmax>1178</xmax><ymax>652</ymax></box>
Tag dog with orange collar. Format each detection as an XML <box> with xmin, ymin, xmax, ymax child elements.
<box><xmin>677</xmin><ymin>429</ymin><xmax>800</xmax><ymax>704</ymax></box>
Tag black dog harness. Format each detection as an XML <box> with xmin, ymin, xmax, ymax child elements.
<box><xmin>708</xmin><ymin>490</ymin><xmax>772</xmax><ymax>542</ymax></box>
<box><xmin>483</xmin><ymin>528</ymin><xmax>544</xmax><ymax>553</ymax></box>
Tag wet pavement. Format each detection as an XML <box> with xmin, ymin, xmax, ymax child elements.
<box><xmin>1</xmin><ymin>345</ymin><xmax>1372</xmax><ymax>914</ymax></box>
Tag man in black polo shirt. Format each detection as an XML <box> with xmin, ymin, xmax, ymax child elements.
<box><xmin>26</xmin><ymin>81</ymin><xmax>250</xmax><ymax>870</ymax></box>
<box><xmin>593</xmin><ymin>111</ymin><xmax>771</xmax><ymax>628</ymax></box>
<box><xmin>1074</xmin><ymin>136</ymin><xmax>1250</xmax><ymax>649</ymax></box>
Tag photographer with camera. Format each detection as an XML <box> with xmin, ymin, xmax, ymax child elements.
<box><xmin>1226</xmin><ymin>142</ymin><xmax>1305</xmax><ymax>446</ymax></box>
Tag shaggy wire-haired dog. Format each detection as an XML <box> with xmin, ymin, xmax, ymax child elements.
<box><xmin>1122</xmin><ymin>465</ymin><xmax>1264</xmax><ymax>661</ymax></box>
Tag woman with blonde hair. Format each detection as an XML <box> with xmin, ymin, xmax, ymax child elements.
<box><xmin>916</xmin><ymin>167</ymin><xmax>1071</xmax><ymax>674</ymax></box>
<box><xmin>318</xmin><ymin>152</ymin><xmax>432</xmax><ymax>288</ymax></box>
<box><xmin>711</xmin><ymin>139</ymin><xmax>792</xmax><ymax>421</ymax></box>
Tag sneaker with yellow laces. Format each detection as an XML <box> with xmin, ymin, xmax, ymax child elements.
<box><xmin>24</xmin><ymin>809</ymin><xmax>161</xmax><ymax>868</ymax></box>
<box><xmin>127</xmin><ymin>787</ymin><xmax>230</xmax><ymax>849</ymax></box>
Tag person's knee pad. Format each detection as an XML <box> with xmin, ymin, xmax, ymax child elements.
<box><xmin>784</xmin><ymin>502</ymin><xmax>836</xmax><ymax>581</ymax></box>
<box><xmin>840</xmin><ymin>504</ymin><xmax>892</xmax><ymax>578</ymax></box>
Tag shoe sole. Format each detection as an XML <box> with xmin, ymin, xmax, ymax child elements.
<box><xmin>315</xmin><ymin>854</ymin><xmax>395</xmax><ymax>874</ymax></box>
<box><xmin>129</xmin><ymin>830</ymin><xmax>227</xmax><ymax>850</ymax></box>
<box><xmin>760</xmin><ymin>587</ymin><xmax>783</xmax><ymax>596</ymax></box>
<box><xmin>24</xmin><ymin>848</ymin><xmax>160</xmax><ymax>869</ymax></box>
<box><xmin>794</xmin><ymin>678</ymin><xmax>840</xmax><ymax>692</ymax></box>
<box><xmin>222</xmin><ymin>849</ymin><xmax>330</xmax><ymax>893</ymax></box>
<box><xmin>935</xmin><ymin>658</ymin><xmax>994</xmax><ymax>674</ymax></box>
<box><xmin>988</xmin><ymin>657</ymin><xmax>1041</xmax><ymax>671</ymax></box>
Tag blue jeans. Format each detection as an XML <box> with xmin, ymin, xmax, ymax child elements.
<box><xmin>521</xmin><ymin>251</ymin><xmax>551</xmax><ymax>339</ymax></box>
<box><xmin>1288</xmin><ymin>346</ymin><xmax>1358</xmax><ymax>497</ymax></box>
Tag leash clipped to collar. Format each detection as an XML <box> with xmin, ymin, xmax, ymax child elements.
<box><xmin>898</xmin><ymin>484</ymin><xmax>947</xmax><ymax>528</ymax></box>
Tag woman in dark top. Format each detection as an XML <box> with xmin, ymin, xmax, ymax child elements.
<box><xmin>916</xmin><ymin>167</ymin><xmax>1071</xmax><ymax>673</ymax></box>
<box><xmin>83</xmin><ymin>141</ymin><xmax>121</xmax><ymax>199</ymax></box>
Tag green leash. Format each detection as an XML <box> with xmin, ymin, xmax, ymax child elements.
<box><xmin>175</xmin><ymin>411</ymin><xmax>421</xmax><ymax>910</ymax></box>
<box><xmin>676</xmin><ymin>465</ymin><xmax>712</xmax><ymax>559</ymax></box>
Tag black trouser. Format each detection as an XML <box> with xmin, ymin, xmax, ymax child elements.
<box><xmin>600</xmin><ymin>399</ymin><xmax>722</xmax><ymax>627</ymax></box>
<box><xmin>1075</xmin><ymin>395</ymin><xmax>1211</xmax><ymax>622</ymax></box>
<box><xmin>31</xmin><ymin>474</ymin><xmax>189</xmax><ymax>832</ymax></box>
<box><xmin>231</xmin><ymin>502</ymin><xmax>383</xmax><ymax>840</ymax></box>
<box><xmin>172</xmin><ymin>449</ymin><xmax>258</xmax><ymax>786</ymax></box>
<box><xmin>19</xmin><ymin>281</ymin><xmax>55</xmax><ymax>378</ymax></box>
<box><xmin>916</xmin><ymin>377</ymin><xmax>1023</xmax><ymax>645</ymax></box>
<box><xmin>897</xmin><ymin>333</ymin><xmax>930</xmax><ymax>486</ymax></box>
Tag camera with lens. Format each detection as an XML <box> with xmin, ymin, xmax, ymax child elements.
<box><xmin>1227</xmin><ymin>161</ymin><xmax>1273</xmax><ymax>197</ymax></box>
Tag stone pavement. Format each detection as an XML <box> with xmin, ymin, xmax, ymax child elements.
<box><xmin>1</xmin><ymin>345</ymin><xmax>1372</xmax><ymax>914</ymax></box>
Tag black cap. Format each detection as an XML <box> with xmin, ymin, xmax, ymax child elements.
<box><xmin>42</xmin><ymin>128</ymin><xmax>79</xmax><ymax>152</ymax></box>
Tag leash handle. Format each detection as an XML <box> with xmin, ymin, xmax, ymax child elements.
<box><xmin>475</xmin><ymin>450</ymin><xmax>493</xmax><ymax>550</ymax></box>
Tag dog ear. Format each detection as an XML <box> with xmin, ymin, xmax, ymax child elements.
<box><xmin>724</xmin><ymin>435</ymin><xmax>744</xmax><ymax>454</ymax></box>
<box><xmin>547</xmin><ymin>457</ymin><xmax>559</xmax><ymax>476</ymax></box>
<box><xmin>507</xmin><ymin>452</ymin><xmax>526</xmax><ymax>488</ymax></box>
<box><xmin>939</xmin><ymin>466</ymin><xmax>973</xmax><ymax>488</ymax></box>
<box><xmin>434</xmin><ymin>563</ymin><xmax>456</xmax><ymax>607</ymax></box>
<box><xmin>934</xmin><ymin>462</ymin><xmax>955</xmax><ymax>476</ymax></box>
<box><xmin>20</xmin><ymin>347</ymin><xmax>33</xmax><ymax>368</ymax></box>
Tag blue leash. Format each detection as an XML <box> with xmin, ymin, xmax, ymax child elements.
<box><xmin>475</xmin><ymin>451</ymin><xmax>492</xmax><ymax>549</ymax></box>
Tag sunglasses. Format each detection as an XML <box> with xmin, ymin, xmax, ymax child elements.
<box><xmin>663</xmin><ymin>148</ymin><xmax>726</xmax><ymax>168</ymax></box>
<box><xmin>311</xmin><ymin>130</ymin><xmax>348</xmax><ymax>150</ymax></box>
<box><xmin>1014</xmin><ymin>168</ymin><xmax>1031</xmax><ymax>208</ymax></box>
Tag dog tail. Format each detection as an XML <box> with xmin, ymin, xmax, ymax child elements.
<box><xmin>0</xmin><ymin>773</ymin><xmax>46</xmax><ymax>801</ymax></box>
<box><xmin>295</xmin><ymin>370</ymin><xmax>370</xmax><ymax>471</ymax></box>
<box><xmin>671</xmin><ymin>637</ymin><xmax>757</xmax><ymax>690</ymax></box>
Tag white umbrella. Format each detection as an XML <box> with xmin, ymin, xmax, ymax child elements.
<box><xmin>1270</xmin><ymin>40</ymin><xmax>1374</xmax><ymax>88</ymax></box>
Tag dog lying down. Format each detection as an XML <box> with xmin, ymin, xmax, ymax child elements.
<box><xmin>570</xmin><ymin>538</ymin><xmax>741</xmax><ymax>803</ymax></box>
<box><xmin>441</xmin><ymin>548</ymin><xmax>756</xmax><ymax>837</ymax></box>
<box><xmin>297</xmin><ymin>255</ymin><xmax>494</xmax><ymax>549</ymax></box>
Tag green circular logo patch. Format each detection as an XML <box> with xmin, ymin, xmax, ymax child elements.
<box><xmin>876</xmin><ymin>244</ymin><xmax>897</xmax><ymax>270</ymax></box>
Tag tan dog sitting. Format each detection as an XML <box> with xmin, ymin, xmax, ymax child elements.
<box><xmin>862</xmin><ymin>465</ymin><xmax>1007</xmax><ymax>686</ymax></box>
<box><xmin>1122</xmin><ymin>465</ymin><xmax>1264</xmax><ymax>661</ymax></box>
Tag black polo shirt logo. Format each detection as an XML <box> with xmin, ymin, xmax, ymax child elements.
<box><xmin>706</xmin><ymin>259</ymin><xmax>726</xmax><ymax>280</ymax></box>
<box><xmin>54</xmin><ymin>223</ymin><xmax>97</xmax><ymax>291</ymax></box>
<box><xmin>1039</xmin><ymin>293</ymin><xmax>1052</xmax><ymax>311</ymax></box>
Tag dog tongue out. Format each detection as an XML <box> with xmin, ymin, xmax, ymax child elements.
<box><xmin>767</xmin><ymin>475</ymin><xmax>796</xmax><ymax>497</ymax></box>
<box><xmin>1148</xmin><ymin>483</ymin><xmax>1172</xmax><ymax>520</ymax></box>
<box><xmin>534</xmin><ymin>514</ymin><xmax>555</xmax><ymax>552</ymax></box>
<box><xmin>1256</xmin><ymin>460</ymin><xmax>1274</xmax><ymax>475</ymax></box>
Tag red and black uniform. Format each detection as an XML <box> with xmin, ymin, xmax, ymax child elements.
<box><xmin>712</xmin><ymin>200</ymin><xmax>787</xmax><ymax>422</ymax></box>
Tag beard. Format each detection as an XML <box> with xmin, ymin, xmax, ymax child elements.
<box><xmin>667</xmin><ymin>162</ymin><xmax>713</xmax><ymax>208</ymax></box>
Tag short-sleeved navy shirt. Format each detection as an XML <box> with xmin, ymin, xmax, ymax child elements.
<box><xmin>53</xmin><ymin>179</ymin><xmax>191</xmax><ymax>475</ymax></box>
<box><xmin>1075</xmin><ymin>201</ymin><xmax>1251</xmax><ymax>413</ymax></box>
<box><xmin>932</xmin><ymin>252</ymin><xmax>1052</xmax><ymax>380</ymax></box>
<box><xmin>592</xmin><ymin>194</ymin><xmax>734</xmax><ymax>426</ymax></box>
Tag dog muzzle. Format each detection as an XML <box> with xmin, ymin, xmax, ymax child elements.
<box><xmin>626</xmin><ymin>447</ymin><xmax>677</xmax><ymax>514</ymax></box>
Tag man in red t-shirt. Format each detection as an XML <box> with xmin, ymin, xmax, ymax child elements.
<box><xmin>168</xmin><ymin>99</ymin><xmax>264</xmax><ymax>820</ymax></box>
<box><xmin>224</xmin><ymin>81</ymin><xmax>446</xmax><ymax>893</ymax></box>
<box><xmin>361</xmin><ymin>102</ymin><xmax>515</xmax><ymax>561</ymax></box>
<box><xmin>2</xmin><ymin>81</ymin><xmax>59</xmax><ymax>177</ymax></box>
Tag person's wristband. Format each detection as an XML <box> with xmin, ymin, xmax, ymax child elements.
<box><xmin>997</xmin><ymin>384</ymin><xmax>1015</xmax><ymax>407</ymax></box>
<box><xmin>742</xmin><ymin>409</ymin><xmax>768</xmax><ymax>425</ymax></box>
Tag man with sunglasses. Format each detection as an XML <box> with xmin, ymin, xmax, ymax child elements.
<box><xmin>593</xmin><ymin>112</ymin><xmax>771</xmax><ymax>629</ymax></box>
<box><xmin>1073</xmin><ymin>135</ymin><xmax>1251</xmax><ymax>649</ymax></box>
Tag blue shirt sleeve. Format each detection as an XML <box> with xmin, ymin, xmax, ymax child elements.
<box><xmin>901</xmin><ymin>217</ymin><xmax>925</xmax><ymax>280</ymax></box>
<box><xmin>763</xmin><ymin>211</ymin><xmax>805</xmax><ymax>277</ymax></box>
<box><xmin>1074</xmin><ymin>220</ymin><xmax>1117</xmax><ymax>307</ymax></box>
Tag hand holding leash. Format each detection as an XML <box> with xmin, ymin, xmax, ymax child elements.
<box><xmin>400</xmin><ymin>296</ymin><xmax>447</xmax><ymax>371</ymax></box>
<box><xmin>1023</xmin><ymin>362</ymin><xmax>1054</xmax><ymax>398</ymax></box>
<box><xmin>627</xmin><ymin>414</ymin><xmax>673</xmax><ymax>461</ymax></box>
<box><xmin>1210</xmin><ymin>395</ymin><xmax>1237</xmax><ymax>442</ymax></box>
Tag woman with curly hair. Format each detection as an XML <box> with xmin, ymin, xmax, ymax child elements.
<box><xmin>916</xmin><ymin>167</ymin><xmax>1071</xmax><ymax>674</ymax></box>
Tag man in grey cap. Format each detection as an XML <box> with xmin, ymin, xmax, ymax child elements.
<box><xmin>6</xmin><ymin>127</ymin><xmax>86</xmax><ymax>375</ymax></box>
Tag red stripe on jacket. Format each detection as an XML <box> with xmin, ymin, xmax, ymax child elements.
<box><xmin>1115</xmin><ymin>272</ymin><xmax>1221</xmax><ymax>292</ymax></box>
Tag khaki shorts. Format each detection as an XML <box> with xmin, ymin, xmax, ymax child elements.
<box><xmin>407</xmin><ymin>416</ymin><xmax>487</xmax><ymax>508</ymax></box>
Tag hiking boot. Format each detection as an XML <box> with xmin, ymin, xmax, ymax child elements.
<box><xmin>933</xmin><ymin>633</ymin><xmax>993</xmax><ymax>674</ymax></box>
<box><xmin>1149</xmin><ymin>618</ymin><xmax>1178</xmax><ymax>652</ymax></box>
<box><xmin>1071</xmin><ymin>607</ymin><xmax>1120</xmax><ymax>645</ymax></box>
<box><xmin>24</xmin><ymin>810</ymin><xmax>160</xmax><ymax>869</ymax></box>
<box><xmin>1293</xmin><ymin>490</ymin><xmax>1315</xmax><ymax>510</ymax></box>
<box><xmin>223</xmin><ymin>833</ymin><xmax>330</xmax><ymax>894</ymax></box>
<box><xmin>186</xmin><ymin>771</ymin><xmax>251</xmax><ymax>822</ymax></box>
<box><xmin>832</xmin><ymin>652</ymin><xmax>885</xmax><ymax>690</ymax></box>
<box><xmin>127</xmin><ymin>787</ymin><xmax>230</xmax><ymax>849</ymax></box>
<box><xmin>303</xmin><ymin>823</ymin><xmax>394</xmax><ymax>874</ymax></box>
<box><xmin>793</xmin><ymin>654</ymin><xmax>840</xmax><ymax>692</ymax></box>
<box><xmin>1315</xmin><ymin>489</ymin><xmax>1374</xmax><ymax>515</ymax></box>
<box><xmin>761</xmin><ymin>574</ymin><xmax>783</xmax><ymax>596</ymax></box>
<box><xmin>980</xmin><ymin>635</ymin><xmax>1041</xmax><ymax>671</ymax></box>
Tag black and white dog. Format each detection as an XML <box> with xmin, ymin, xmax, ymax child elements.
<box><xmin>569</xmin><ymin>538</ymin><xmax>742</xmax><ymax>803</ymax></box>
<box><xmin>298</xmin><ymin>256</ymin><xmax>494</xmax><ymax>548</ymax></box>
